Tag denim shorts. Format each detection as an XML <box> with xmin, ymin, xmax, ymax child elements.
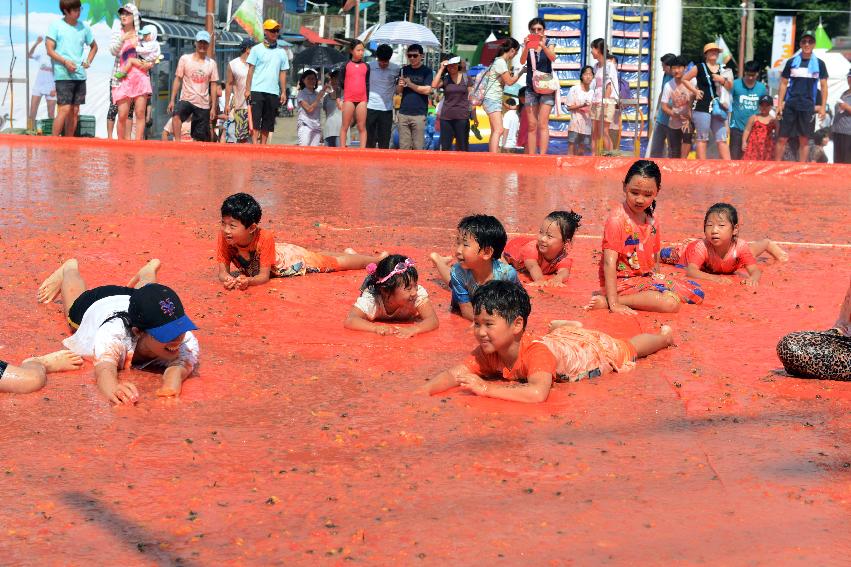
<box><xmin>692</xmin><ymin>111</ymin><xmax>728</xmax><ymax>143</ymax></box>
<box><xmin>482</xmin><ymin>98</ymin><xmax>503</xmax><ymax>114</ymax></box>
<box><xmin>526</xmin><ymin>90</ymin><xmax>555</xmax><ymax>107</ymax></box>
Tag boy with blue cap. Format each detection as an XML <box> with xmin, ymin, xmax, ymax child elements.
<box><xmin>37</xmin><ymin>259</ymin><xmax>200</xmax><ymax>405</ymax></box>
<box><xmin>168</xmin><ymin>30</ymin><xmax>220</xmax><ymax>142</ymax></box>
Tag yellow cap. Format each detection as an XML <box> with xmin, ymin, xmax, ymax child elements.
<box><xmin>263</xmin><ymin>19</ymin><xmax>281</xmax><ymax>31</ymax></box>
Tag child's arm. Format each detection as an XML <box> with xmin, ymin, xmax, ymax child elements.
<box><xmin>602</xmin><ymin>249</ymin><xmax>635</xmax><ymax>315</ymax></box>
<box><xmin>684</xmin><ymin>262</ymin><xmax>731</xmax><ymax>285</ymax></box>
<box><xmin>217</xmin><ymin>262</ymin><xmax>238</xmax><ymax>289</ymax></box>
<box><xmin>421</xmin><ymin>364</ymin><xmax>474</xmax><ymax>395</ymax></box>
<box><xmin>742</xmin><ymin>264</ymin><xmax>761</xmax><ymax>287</ymax></box>
<box><xmin>549</xmin><ymin>266</ymin><xmax>571</xmax><ymax>286</ymax></box>
<box><xmin>457</xmin><ymin>301</ymin><xmax>475</xmax><ymax>321</ymax></box>
<box><xmin>458</xmin><ymin>370</ymin><xmax>553</xmax><ymax>403</ymax></box>
<box><xmin>524</xmin><ymin>258</ymin><xmax>546</xmax><ymax>282</ymax></box>
<box><xmin>343</xmin><ymin>305</ymin><xmax>397</xmax><ymax>336</ymax></box>
<box><xmin>233</xmin><ymin>265</ymin><xmax>271</xmax><ymax>290</ymax></box>
<box><xmin>299</xmin><ymin>91</ymin><xmax>326</xmax><ymax>114</ymax></box>
<box><xmin>742</xmin><ymin>114</ymin><xmax>755</xmax><ymax>150</ymax></box>
<box><xmin>95</xmin><ymin>362</ymin><xmax>139</xmax><ymax>405</ymax></box>
<box><xmin>395</xmin><ymin>300</ymin><xmax>439</xmax><ymax>338</ymax></box>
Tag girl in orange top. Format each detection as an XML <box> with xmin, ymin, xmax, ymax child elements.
<box><xmin>503</xmin><ymin>210</ymin><xmax>581</xmax><ymax>287</ymax></box>
<box><xmin>338</xmin><ymin>40</ymin><xmax>369</xmax><ymax>148</ymax></box>
<box><xmin>586</xmin><ymin>160</ymin><xmax>704</xmax><ymax>315</ymax></box>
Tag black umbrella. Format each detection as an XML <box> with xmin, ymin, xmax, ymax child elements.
<box><xmin>293</xmin><ymin>46</ymin><xmax>347</xmax><ymax>68</ymax></box>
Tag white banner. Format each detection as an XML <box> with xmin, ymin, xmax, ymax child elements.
<box><xmin>771</xmin><ymin>15</ymin><xmax>796</xmax><ymax>69</ymax></box>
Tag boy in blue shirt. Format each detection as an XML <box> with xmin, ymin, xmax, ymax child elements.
<box><xmin>45</xmin><ymin>0</ymin><xmax>97</xmax><ymax>137</ymax></box>
<box><xmin>430</xmin><ymin>214</ymin><xmax>520</xmax><ymax>321</ymax></box>
<box><xmin>729</xmin><ymin>60</ymin><xmax>767</xmax><ymax>160</ymax></box>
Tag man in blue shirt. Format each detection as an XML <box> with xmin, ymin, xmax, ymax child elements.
<box><xmin>395</xmin><ymin>43</ymin><xmax>433</xmax><ymax>150</ymax></box>
<box><xmin>775</xmin><ymin>30</ymin><xmax>828</xmax><ymax>162</ymax></box>
<box><xmin>246</xmin><ymin>19</ymin><xmax>290</xmax><ymax>144</ymax></box>
<box><xmin>649</xmin><ymin>53</ymin><xmax>676</xmax><ymax>157</ymax></box>
<box><xmin>729</xmin><ymin>60</ymin><xmax>767</xmax><ymax>160</ymax></box>
<box><xmin>366</xmin><ymin>44</ymin><xmax>400</xmax><ymax>149</ymax></box>
<box><xmin>45</xmin><ymin>0</ymin><xmax>98</xmax><ymax>137</ymax></box>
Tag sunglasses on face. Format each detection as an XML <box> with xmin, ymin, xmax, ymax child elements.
<box><xmin>406</xmin><ymin>53</ymin><xmax>421</xmax><ymax>58</ymax></box>
<box><xmin>801</xmin><ymin>39</ymin><xmax>814</xmax><ymax>45</ymax></box>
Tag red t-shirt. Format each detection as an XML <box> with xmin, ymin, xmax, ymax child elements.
<box><xmin>343</xmin><ymin>60</ymin><xmax>368</xmax><ymax>103</ymax></box>
<box><xmin>503</xmin><ymin>235</ymin><xmax>573</xmax><ymax>276</ymax></box>
<box><xmin>464</xmin><ymin>334</ymin><xmax>557</xmax><ymax>381</ymax></box>
<box><xmin>216</xmin><ymin>227</ymin><xmax>276</xmax><ymax>276</ymax></box>
<box><xmin>598</xmin><ymin>204</ymin><xmax>661</xmax><ymax>286</ymax></box>
<box><xmin>682</xmin><ymin>238</ymin><xmax>756</xmax><ymax>274</ymax></box>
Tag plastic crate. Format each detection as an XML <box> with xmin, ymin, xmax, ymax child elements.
<box><xmin>36</xmin><ymin>115</ymin><xmax>95</xmax><ymax>136</ymax></box>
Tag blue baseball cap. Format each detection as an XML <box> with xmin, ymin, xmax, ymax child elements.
<box><xmin>128</xmin><ymin>284</ymin><xmax>198</xmax><ymax>344</ymax></box>
<box><xmin>195</xmin><ymin>30</ymin><xmax>211</xmax><ymax>43</ymax></box>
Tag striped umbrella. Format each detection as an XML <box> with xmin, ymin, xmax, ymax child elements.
<box><xmin>369</xmin><ymin>21</ymin><xmax>440</xmax><ymax>48</ymax></box>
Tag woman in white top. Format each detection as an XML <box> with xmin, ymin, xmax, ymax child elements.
<box><xmin>36</xmin><ymin>259</ymin><xmax>200</xmax><ymax>405</ymax></box>
<box><xmin>28</xmin><ymin>36</ymin><xmax>56</xmax><ymax>125</ymax></box>
<box><xmin>296</xmin><ymin>69</ymin><xmax>326</xmax><ymax>146</ymax></box>
<box><xmin>482</xmin><ymin>38</ymin><xmax>524</xmax><ymax>153</ymax></box>
<box><xmin>589</xmin><ymin>38</ymin><xmax>619</xmax><ymax>152</ymax></box>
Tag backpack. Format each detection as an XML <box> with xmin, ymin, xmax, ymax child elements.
<box><xmin>617</xmin><ymin>75</ymin><xmax>633</xmax><ymax>101</ymax></box>
<box><xmin>469</xmin><ymin>65</ymin><xmax>492</xmax><ymax>107</ymax></box>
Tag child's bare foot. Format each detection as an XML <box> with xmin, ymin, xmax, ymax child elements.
<box><xmin>660</xmin><ymin>324</ymin><xmax>675</xmax><ymax>346</ymax></box>
<box><xmin>584</xmin><ymin>295</ymin><xmax>609</xmax><ymax>310</ymax></box>
<box><xmin>37</xmin><ymin>258</ymin><xmax>77</xmax><ymax>304</ymax></box>
<box><xmin>344</xmin><ymin>248</ymin><xmax>357</xmax><ymax>255</ymax></box>
<box><xmin>127</xmin><ymin>259</ymin><xmax>161</xmax><ymax>288</ymax></box>
<box><xmin>156</xmin><ymin>374</ymin><xmax>182</xmax><ymax>398</ymax></box>
<box><xmin>24</xmin><ymin>350</ymin><xmax>84</xmax><ymax>372</ymax></box>
<box><xmin>548</xmin><ymin>320</ymin><xmax>584</xmax><ymax>333</ymax></box>
<box><xmin>766</xmin><ymin>241</ymin><xmax>788</xmax><ymax>262</ymax></box>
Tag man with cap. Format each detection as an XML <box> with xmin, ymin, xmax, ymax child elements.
<box><xmin>36</xmin><ymin>259</ymin><xmax>200</xmax><ymax>405</ymax></box>
<box><xmin>365</xmin><ymin>44</ymin><xmax>400</xmax><ymax>149</ymax></box>
<box><xmin>226</xmin><ymin>37</ymin><xmax>254</xmax><ymax>143</ymax></box>
<box><xmin>245</xmin><ymin>19</ymin><xmax>290</xmax><ymax>145</ymax></box>
<box><xmin>649</xmin><ymin>53</ymin><xmax>676</xmax><ymax>158</ymax></box>
<box><xmin>168</xmin><ymin>30</ymin><xmax>219</xmax><ymax>142</ymax></box>
<box><xmin>775</xmin><ymin>30</ymin><xmax>828</xmax><ymax>162</ymax></box>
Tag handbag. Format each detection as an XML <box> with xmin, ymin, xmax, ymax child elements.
<box><xmin>702</xmin><ymin>63</ymin><xmax>728</xmax><ymax>119</ymax></box>
<box><xmin>530</xmin><ymin>49</ymin><xmax>558</xmax><ymax>95</ymax></box>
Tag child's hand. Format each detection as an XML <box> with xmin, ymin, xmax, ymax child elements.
<box><xmin>394</xmin><ymin>326</ymin><xmax>419</xmax><ymax>339</ymax></box>
<box><xmin>713</xmin><ymin>275</ymin><xmax>732</xmax><ymax>285</ymax></box>
<box><xmin>609</xmin><ymin>303</ymin><xmax>637</xmax><ymax>316</ymax></box>
<box><xmin>234</xmin><ymin>275</ymin><xmax>250</xmax><ymax>290</ymax></box>
<box><xmin>108</xmin><ymin>381</ymin><xmax>139</xmax><ymax>405</ymax></box>
<box><xmin>457</xmin><ymin>374</ymin><xmax>488</xmax><ymax>396</ymax></box>
<box><xmin>742</xmin><ymin>277</ymin><xmax>759</xmax><ymax>288</ymax></box>
<box><xmin>373</xmin><ymin>325</ymin><xmax>396</xmax><ymax>336</ymax></box>
<box><xmin>222</xmin><ymin>276</ymin><xmax>237</xmax><ymax>290</ymax></box>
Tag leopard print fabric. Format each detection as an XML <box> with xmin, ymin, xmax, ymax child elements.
<box><xmin>776</xmin><ymin>330</ymin><xmax>851</xmax><ymax>381</ymax></box>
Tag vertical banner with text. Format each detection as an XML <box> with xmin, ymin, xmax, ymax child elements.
<box><xmin>771</xmin><ymin>15</ymin><xmax>796</xmax><ymax>69</ymax></box>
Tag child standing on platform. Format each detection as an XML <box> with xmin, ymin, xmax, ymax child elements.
<box><xmin>422</xmin><ymin>281</ymin><xmax>674</xmax><ymax>403</ymax></box>
<box><xmin>586</xmin><ymin>160</ymin><xmax>704</xmax><ymax>315</ymax></box>
<box><xmin>217</xmin><ymin>193</ymin><xmax>386</xmax><ymax>289</ymax></box>
<box><xmin>660</xmin><ymin>202</ymin><xmax>788</xmax><ymax>287</ymax></box>
<box><xmin>429</xmin><ymin>214</ymin><xmax>519</xmax><ymax>321</ymax></box>
<box><xmin>344</xmin><ymin>254</ymin><xmax>439</xmax><ymax>338</ymax></box>
<box><xmin>503</xmin><ymin>210</ymin><xmax>581</xmax><ymax>286</ymax></box>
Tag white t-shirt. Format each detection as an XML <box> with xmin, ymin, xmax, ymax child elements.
<box><xmin>592</xmin><ymin>60</ymin><xmax>618</xmax><ymax>103</ymax></box>
<box><xmin>228</xmin><ymin>57</ymin><xmax>249</xmax><ymax>110</ymax></box>
<box><xmin>501</xmin><ymin>109</ymin><xmax>520</xmax><ymax>149</ymax></box>
<box><xmin>484</xmin><ymin>57</ymin><xmax>510</xmax><ymax>102</ymax></box>
<box><xmin>565</xmin><ymin>84</ymin><xmax>593</xmax><ymax>134</ymax></box>
<box><xmin>297</xmin><ymin>89</ymin><xmax>321</xmax><ymax>131</ymax></box>
<box><xmin>660</xmin><ymin>78</ymin><xmax>697</xmax><ymax>129</ymax></box>
<box><xmin>353</xmin><ymin>285</ymin><xmax>429</xmax><ymax>321</ymax></box>
<box><xmin>62</xmin><ymin>294</ymin><xmax>200</xmax><ymax>371</ymax></box>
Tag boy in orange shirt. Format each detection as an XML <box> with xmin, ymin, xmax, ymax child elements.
<box><xmin>422</xmin><ymin>280</ymin><xmax>674</xmax><ymax>403</ymax></box>
<box><xmin>217</xmin><ymin>193</ymin><xmax>386</xmax><ymax>290</ymax></box>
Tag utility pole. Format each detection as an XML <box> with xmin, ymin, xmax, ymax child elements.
<box><xmin>409</xmin><ymin>0</ymin><xmax>414</xmax><ymax>22</ymax></box>
<box><xmin>745</xmin><ymin>0</ymin><xmax>754</xmax><ymax>62</ymax></box>
<box><xmin>379</xmin><ymin>0</ymin><xmax>386</xmax><ymax>25</ymax></box>
<box><xmin>738</xmin><ymin>1</ymin><xmax>746</xmax><ymax>77</ymax></box>
<box><xmin>206</xmin><ymin>0</ymin><xmax>215</xmax><ymax>57</ymax></box>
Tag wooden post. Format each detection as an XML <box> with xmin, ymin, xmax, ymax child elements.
<box><xmin>737</xmin><ymin>2</ymin><xmax>746</xmax><ymax>78</ymax></box>
<box><xmin>206</xmin><ymin>0</ymin><xmax>216</xmax><ymax>57</ymax></box>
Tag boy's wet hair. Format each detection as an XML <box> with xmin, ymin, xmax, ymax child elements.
<box><xmin>361</xmin><ymin>254</ymin><xmax>418</xmax><ymax>296</ymax></box>
<box><xmin>544</xmin><ymin>210</ymin><xmax>582</xmax><ymax>242</ymax></box>
<box><xmin>472</xmin><ymin>280</ymin><xmax>531</xmax><ymax>328</ymax></box>
<box><xmin>457</xmin><ymin>214</ymin><xmax>508</xmax><ymax>259</ymax></box>
<box><xmin>623</xmin><ymin>159</ymin><xmax>662</xmax><ymax>217</ymax></box>
<box><xmin>671</xmin><ymin>55</ymin><xmax>688</xmax><ymax>68</ymax></box>
<box><xmin>743</xmin><ymin>60</ymin><xmax>760</xmax><ymax>73</ymax></box>
<box><xmin>221</xmin><ymin>193</ymin><xmax>262</xmax><ymax>227</ymax></box>
<box><xmin>704</xmin><ymin>202</ymin><xmax>738</xmax><ymax>226</ymax></box>
<box><xmin>60</xmin><ymin>0</ymin><xmax>82</xmax><ymax>14</ymax></box>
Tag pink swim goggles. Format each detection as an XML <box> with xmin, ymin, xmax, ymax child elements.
<box><xmin>366</xmin><ymin>258</ymin><xmax>415</xmax><ymax>284</ymax></box>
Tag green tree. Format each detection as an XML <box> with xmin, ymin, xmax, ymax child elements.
<box><xmin>82</xmin><ymin>0</ymin><xmax>123</xmax><ymax>27</ymax></box>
